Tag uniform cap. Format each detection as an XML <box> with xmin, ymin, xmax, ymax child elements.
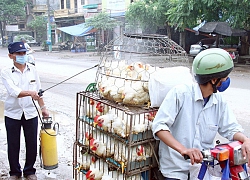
<box><xmin>8</xmin><ymin>42</ymin><xmax>28</xmax><ymax>54</ymax></box>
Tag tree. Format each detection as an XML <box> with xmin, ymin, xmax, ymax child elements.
<box><xmin>126</xmin><ymin>0</ymin><xmax>250</xmax><ymax>31</ymax></box>
<box><xmin>85</xmin><ymin>11</ymin><xmax>122</xmax><ymax>48</ymax></box>
<box><xmin>126</xmin><ymin>0</ymin><xmax>250</xmax><ymax>51</ymax></box>
<box><xmin>85</xmin><ymin>11</ymin><xmax>121</xmax><ymax>31</ymax></box>
<box><xmin>27</xmin><ymin>15</ymin><xmax>47</xmax><ymax>43</ymax></box>
<box><xmin>126</xmin><ymin>0</ymin><xmax>169</xmax><ymax>34</ymax></box>
<box><xmin>0</xmin><ymin>0</ymin><xmax>26</xmax><ymax>46</ymax></box>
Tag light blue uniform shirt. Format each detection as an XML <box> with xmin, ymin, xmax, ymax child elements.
<box><xmin>152</xmin><ymin>82</ymin><xmax>243</xmax><ymax>179</ymax></box>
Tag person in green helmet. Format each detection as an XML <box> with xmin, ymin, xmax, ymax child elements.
<box><xmin>152</xmin><ymin>48</ymin><xmax>250</xmax><ymax>180</ymax></box>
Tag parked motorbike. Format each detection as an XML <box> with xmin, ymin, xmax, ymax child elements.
<box><xmin>199</xmin><ymin>42</ymin><xmax>209</xmax><ymax>53</ymax></box>
<box><xmin>58</xmin><ymin>41</ymin><xmax>72</xmax><ymax>51</ymax></box>
<box><xmin>27</xmin><ymin>50</ymin><xmax>35</xmax><ymax>66</ymax></box>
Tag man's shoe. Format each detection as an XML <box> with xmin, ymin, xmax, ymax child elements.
<box><xmin>24</xmin><ymin>174</ymin><xmax>37</xmax><ymax>180</ymax></box>
<box><xmin>8</xmin><ymin>176</ymin><xmax>20</xmax><ymax>180</ymax></box>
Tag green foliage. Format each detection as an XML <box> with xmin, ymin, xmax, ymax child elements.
<box><xmin>224</xmin><ymin>36</ymin><xmax>239</xmax><ymax>45</ymax></box>
<box><xmin>13</xmin><ymin>34</ymin><xmax>35</xmax><ymax>42</ymax></box>
<box><xmin>125</xmin><ymin>0</ymin><xmax>250</xmax><ymax>32</ymax></box>
<box><xmin>27</xmin><ymin>15</ymin><xmax>47</xmax><ymax>42</ymax></box>
<box><xmin>0</xmin><ymin>0</ymin><xmax>26</xmax><ymax>22</ymax></box>
<box><xmin>126</xmin><ymin>0</ymin><xmax>168</xmax><ymax>33</ymax></box>
<box><xmin>85</xmin><ymin>12</ymin><xmax>122</xmax><ymax>30</ymax></box>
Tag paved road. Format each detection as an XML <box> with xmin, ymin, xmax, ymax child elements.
<box><xmin>0</xmin><ymin>47</ymin><xmax>249</xmax><ymax>179</ymax></box>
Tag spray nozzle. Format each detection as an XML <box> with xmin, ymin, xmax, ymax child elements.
<box><xmin>38</xmin><ymin>89</ymin><xmax>44</xmax><ymax>97</ymax></box>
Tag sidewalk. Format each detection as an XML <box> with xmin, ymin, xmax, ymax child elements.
<box><xmin>31</xmin><ymin>46</ymin><xmax>100</xmax><ymax>58</ymax></box>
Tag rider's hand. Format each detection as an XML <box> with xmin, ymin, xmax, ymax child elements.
<box><xmin>181</xmin><ymin>148</ymin><xmax>203</xmax><ymax>165</ymax></box>
<box><xmin>241</xmin><ymin>138</ymin><xmax>250</xmax><ymax>166</ymax></box>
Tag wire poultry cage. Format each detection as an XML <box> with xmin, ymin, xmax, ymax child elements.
<box><xmin>73</xmin><ymin>91</ymin><xmax>159</xmax><ymax>180</ymax></box>
<box><xmin>73</xmin><ymin>33</ymin><xmax>190</xmax><ymax>180</ymax></box>
<box><xmin>95</xmin><ymin>33</ymin><xmax>191</xmax><ymax>106</ymax></box>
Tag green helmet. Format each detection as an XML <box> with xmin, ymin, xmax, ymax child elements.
<box><xmin>192</xmin><ymin>48</ymin><xmax>234</xmax><ymax>84</ymax></box>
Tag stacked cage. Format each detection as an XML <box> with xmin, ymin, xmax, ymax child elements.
<box><xmin>73</xmin><ymin>34</ymin><xmax>189</xmax><ymax>180</ymax></box>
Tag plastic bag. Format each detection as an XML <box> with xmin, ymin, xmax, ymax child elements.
<box><xmin>148</xmin><ymin>66</ymin><xmax>193</xmax><ymax>107</ymax></box>
<box><xmin>189</xmin><ymin>163</ymin><xmax>222</xmax><ymax>180</ymax></box>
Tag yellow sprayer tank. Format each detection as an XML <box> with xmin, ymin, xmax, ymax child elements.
<box><xmin>40</xmin><ymin>120</ymin><xmax>58</xmax><ymax>170</ymax></box>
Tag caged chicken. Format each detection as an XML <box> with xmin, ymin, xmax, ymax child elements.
<box><xmin>131</xmin><ymin>113</ymin><xmax>150</xmax><ymax>134</ymax></box>
<box><xmin>98</xmin><ymin>77</ymin><xmax>127</xmax><ymax>103</ymax></box>
<box><xmin>93</xmin><ymin>109</ymin><xmax>117</xmax><ymax>132</ymax></box>
<box><xmin>102</xmin><ymin>60</ymin><xmax>128</xmax><ymax>78</ymax></box>
<box><xmin>101</xmin><ymin>171</ymin><xmax>145</xmax><ymax>180</ymax></box>
<box><xmin>89</xmin><ymin>134</ymin><xmax>115</xmax><ymax>158</ymax></box>
<box><xmin>85</xmin><ymin>158</ymin><xmax>109</xmax><ymax>180</ymax></box>
<box><xmin>144</xmin><ymin>111</ymin><xmax>158</xmax><ymax>130</ymax></box>
<box><xmin>84</xmin><ymin>127</ymin><xmax>101</xmax><ymax>146</ymax></box>
<box><xmin>101</xmin><ymin>171</ymin><xmax>123</xmax><ymax>180</ymax></box>
<box><xmin>125</xmin><ymin>62</ymin><xmax>146</xmax><ymax>80</ymax></box>
<box><xmin>112</xmin><ymin>115</ymin><xmax>130</xmax><ymax>138</ymax></box>
<box><xmin>75</xmin><ymin>153</ymin><xmax>97</xmax><ymax>171</ymax></box>
<box><xmin>114</xmin><ymin>142</ymin><xmax>149</xmax><ymax>173</ymax></box>
<box><xmin>97</xmin><ymin>60</ymin><xmax>160</xmax><ymax>106</ymax></box>
<box><xmin>85</xmin><ymin>98</ymin><xmax>97</xmax><ymax>119</ymax></box>
<box><xmin>85</xmin><ymin>99</ymin><xmax>109</xmax><ymax>119</ymax></box>
<box><xmin>122</xmin><ymin>80</ymin><xmax>150</xmax><ymax>106</ymax></box>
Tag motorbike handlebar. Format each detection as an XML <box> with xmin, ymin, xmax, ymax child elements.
<box><xmin>183</xmin><ymin>150</ymin><xmax>210</xmax><ymax>160</ymax></box>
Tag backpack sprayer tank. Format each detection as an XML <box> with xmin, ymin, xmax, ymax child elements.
<box><xmin>40</xmin><ymin>117</ymin><xmax>59</xmax><ymax>170</ymax></box>
<box><xmin>36</xmin><ymin>65</ymin><xmax>98</xmax><ymax>170</ymax></box>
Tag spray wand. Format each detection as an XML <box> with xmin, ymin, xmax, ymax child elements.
<box><xmin>34</xmin><ymin>64</ymin><xmax>99</xmax><ymax>132</ymax></box>
<box><xmin>38</xmin><ymin>64</ymin><xmax>98</xmax><ymax>96</ymax></box>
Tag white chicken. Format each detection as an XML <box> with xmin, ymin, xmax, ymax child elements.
<box><xmin>96</xmin><ymin>102</ymin><xmax>109</xmax><ymax>115</ymax></box>
<box><xmin>128</xmin><ymin>174</ymin><xmax>145</xmax><ymax>180</ymax></box>
<box><xmin>89</xmin><ymin>135</ymin><xmax>115</xmax><ymax>158</ymax></box>
<box><xmin>126</xmin><ymin>62</ymin><xmax>145</xmax><ymax>80</ymax></box>
<box><xmin>85</xmin><ymin>98</ymin><xmax>97</xmax><ymax>119</ymax></box>
<box><xmin>122</xmin><ymin>81</ymin><xmax>150</xmax><ymax>105</ymax></box>
<box><xmin>84</xmin><ymin>127</ymin><xmax>102</xmax><ymax>146</ymax></box>
<box><xmin>93</xmin><ymin>110</ymin><xmax>116</xmax><ymax>132</ymax></box>
<box><xmin>131</xmin><ymin>114</ymin><xmax>149</xmax><ymax>134</ymax></box>
<box><xmin>85</xmin><ymin>158</ymin><xmax>109</xmax><ymax>180</ymax></box>
<box><xmin>113</xmin><ymin>142</ymin><xmax>150</xmax><ymax>173</ymax></box>
<box><xmin>105</xmin><ymin>78</ymin><xmax>127</xmax><ymax>103</ymax></box>
<box><xmin>78</xmin><ymin>153</ymin><xmax>96</xmax><ymax>171</ymax></box>
<box><xmin>104</xmin><ymin>60</ymin><xmax>128</xmax><ymax>78</ymax></box>
<box><xmin>112</xmin><ymin>115</ymin><xmax>130</xmax><ymax>138</ymax></box>
<box><xmin>144</xmin><ymin>111</ymin><xmax>157</xmax><ymax>130</ymax></box>
<box><xmin>101</xmin><ymin>171</ymin><xmax>119</xmax><ymax>180</ymax></box>
<box><xmin>101</xmin><ymin>171</ymin><xmax>144</xmax><ymax>180</ymax></box>
<box><xmin>85</xmin><ymin>99</ymin><xmax>109</xmax><ymax>120</ymax></box>
<box><xmin>98</xmin><ymin>76</ymin><xmax>115</xmax><ymax>97</ymax></box>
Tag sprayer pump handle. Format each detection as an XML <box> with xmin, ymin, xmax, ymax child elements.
<box><xmin>38</xmin><ymin>89</ymin><xmax>44</xmax><ymax>97</ymax></box>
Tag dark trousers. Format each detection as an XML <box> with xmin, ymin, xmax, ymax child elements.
<box><xmin>5</xmin><ymin>114</ymin><xmax>38</xmax><ymax>177</ymax></box>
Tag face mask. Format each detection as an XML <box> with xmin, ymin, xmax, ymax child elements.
<box><xmin>15</xmin><ymin>55</ymin><xmax>27</xmax><ymax>65</ymax></box>
<box><xmin>217</xmin><ymin>77</ymin><xmax>230</xmax><ymax>92</ymax></box>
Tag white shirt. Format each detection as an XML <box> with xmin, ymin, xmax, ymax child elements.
<box><xmin>24</xmin><ymin>42</ymin><xmax>31</xmax><ymax>50</ymax></box>
<box><xmin>152</xmin><ymin>82</ymin><xmax>243</xmax><ymax>179</ymax></box>
<box><xmin>1</xmin><ymin>64</ymin><xmax>42</xmax><ymax>120</ymax></box>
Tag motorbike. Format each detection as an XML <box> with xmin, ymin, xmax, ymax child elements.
<box><xmin>58</xmin><ymin>41</ymin><xmax>72</xmax><ymax>51</ymax></box>
<box><xmin>27</xmin><ymin>50</ymin><xmax>35</xmax><ymax>66</ymax></box>
<box><xmin>199</xmin><ymin>42</ymin><xmax>209</xmax><ymax>53</ymax></box>
<box><xmin>186</xmin><ymin>141</ymin><xmax>249</xmax><ymax>180</ymax></box>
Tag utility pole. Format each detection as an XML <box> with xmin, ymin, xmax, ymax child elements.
<box><xmin>47</xmin><ymin>0</ymin><xmax>52</xmax><ymax>52</ymax></box>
